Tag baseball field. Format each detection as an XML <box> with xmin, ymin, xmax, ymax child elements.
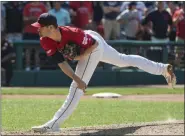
<box><xmin>1</xmin><ymin>85</ymin><xmax>184</xmax><ymax>135</ymax></box>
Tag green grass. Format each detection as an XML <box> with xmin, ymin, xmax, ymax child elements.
<box><xmin>2</xmin><ymin>87</ymin><xmax>184</xmax><ymax>95</ymax></box>
<box><xmin>2</xmin><ymin>98</ymin><xmax>184</xmax><ymax>131</ymax></box>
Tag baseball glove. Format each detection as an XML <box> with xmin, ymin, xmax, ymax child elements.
<box><xmin>62</xmin><ymin>41</ymin><xmax>81</xmax><ymax>60</ymax></box>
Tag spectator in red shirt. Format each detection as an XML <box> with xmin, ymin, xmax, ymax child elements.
<box><xmin>166</xmin><ymin>2</ymin><xmax>180</xmax><ymax>41</ymax></box>
<box><xmin>69</xmin><ymin>1</ymin><xmax>93</xmax><ymax>29</ymax></box>
<box><xmin>173</xmin><ymin>5</ymin><xmax>185</xmax><ymax>41</ymax></box>
<box><xmin>167</xmin><ymin>2</ymin><xmax>179</xmax><ymax>16</ymax></box>
<box><xmin>23</xmin><ymin>2</ymin><xmax>47</xmax><ymax>71</ymax></box>
<box><xmin>173</xmin><ymin>3</ymin><xmax>185</xmax><ymax>67</ymax></box>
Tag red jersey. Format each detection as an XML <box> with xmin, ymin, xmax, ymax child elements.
<box><xmin>23</xmin><ymin>2</ymin><xmax>47</xmax><ymax>34</ymax></box>
<box><xmin>69</xmin><ymin>2</ymin><xmax>93</xmax><ymax>14</ymax></box>
<box><xmin>40</xmin><ymin>26</ymin><xmax>95</xmax><ymax>57</ymax></box>
<box><xmin>75</xmin><ymin>6</ymin><xmax>89</xmax><ymax>28</ymax></box>
<box><xmin>173</xmin><ymin>9</ymin><xmax>185</xmax><ymax>40</ymax></box>
<box><xmin>69</xmin><ymin>2</ymin><xmax>93</xmax><ymax>28</ymax></box>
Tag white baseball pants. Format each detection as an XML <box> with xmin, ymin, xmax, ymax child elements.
<box><xmin>44</xmin><ymin>30</ymin><xmax>168</xmax><ymax>129</ymax></box>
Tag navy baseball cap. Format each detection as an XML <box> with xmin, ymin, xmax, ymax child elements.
<box><xmin>31</xmin><ymin>13</ymin><xmax>58</xmax><ymax>28</ymax></box>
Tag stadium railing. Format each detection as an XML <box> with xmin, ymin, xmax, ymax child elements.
<box><xmin>13</xmin><ymin>40</ymin><xmax>184</xmax><ymax>70</ymax></box>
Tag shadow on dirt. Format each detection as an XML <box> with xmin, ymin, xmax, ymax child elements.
<box><xmin>80</xmin><ymin>126</ymin><xmax>142</xmax><ymax>136</ymax></box>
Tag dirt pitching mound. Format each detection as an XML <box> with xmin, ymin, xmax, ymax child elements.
<box><xmin>2</xmin><ymin>120</ymin><xmax>184</xmax><ymax>136</ymax></box>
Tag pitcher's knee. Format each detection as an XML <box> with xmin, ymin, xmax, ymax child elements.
<box><xmin>69</xmin><ymin>81</ymin><xmax>84</xmax><ymax>96</ymax></box>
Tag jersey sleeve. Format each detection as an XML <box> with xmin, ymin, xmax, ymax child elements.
<box><xmin>51</xmin><ymin>51</ymin><xmax>65</xmax><ymax>64</ymax></box>
<box><xmin>40</xmin><ymin>37</ymin><xmax>57</xmax><ymax>56</ymax></box>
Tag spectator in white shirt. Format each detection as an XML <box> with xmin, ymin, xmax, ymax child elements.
<box><xmin>117</xmin><ymin>2</ymin><xmax>140</xmax><ymax>40</ymax></box>
<box><xmin>120</xmin><ymin>1</ymin><xmax>146</xmax><ymax>20</ymax></box>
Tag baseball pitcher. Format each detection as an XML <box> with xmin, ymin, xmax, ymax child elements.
<box><xmin>31</xmin><ymin>13</ymin><xmax>176</xmax><ymax>133</ymax></box>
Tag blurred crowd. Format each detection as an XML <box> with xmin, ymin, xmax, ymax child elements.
<box><xmin>1</xmin><ymin>1</ymin><xmax>185</xmax><ymax>41</ymax></box>
<box><xmin>1</xmin><ymin>1</ymin><xmax>185</xmax><ymax>86</ymax></box>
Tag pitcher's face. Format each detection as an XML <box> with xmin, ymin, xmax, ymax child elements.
<box><xmin>38</xmin><ymin>26</ymin><xmax>53</xmax><ymax>37</ymax></box>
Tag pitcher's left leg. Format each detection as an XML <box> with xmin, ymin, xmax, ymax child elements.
<box><xmin>101</xmin><ymin>43</ymin><xmax>176</xmax><ymax>87</ymax></box>
<box><xmin>32</xmin><ymin>43</ymin><xmax>103</xmax><ymax>133</ymax></box>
